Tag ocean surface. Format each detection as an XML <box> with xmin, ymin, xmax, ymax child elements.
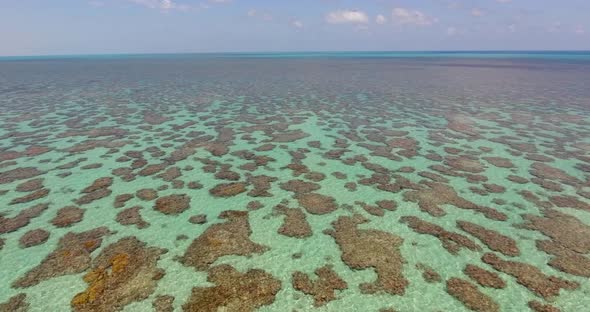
<box><xmin>0</xmin><ymin>52</ymin><xmax>589</xmax><ymax>312</ymax></box>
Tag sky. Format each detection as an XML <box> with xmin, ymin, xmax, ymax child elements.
<box><xmin>1</xmin><ymin>0</ymin><xmax>589</xmax><ymax>56</ymax></box>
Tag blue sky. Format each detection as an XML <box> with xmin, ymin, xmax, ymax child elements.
<box><xmin>1</xmin><ymin>0</ymin><xmax>589</xmax><ymax>56</ymax></box>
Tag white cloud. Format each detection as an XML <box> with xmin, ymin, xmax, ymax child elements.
<box><xmin>376</xmin><ymin>14</ymin><xmax>387</xmax><ymax>25</ymax></box>
<box><xmin>326</xmin><ymin>10</ymin><xmax>369</xmax><ymax>24</ymax></box>
<box><xmin>128</xmin><ymin>0</ymin><xmax>187</xmax><ymax>10</ymax></box>
<box><xmin>471</xmin><ymin>8</ymin><xmax>484</xmax><ymax>17</ymax></box>
<box><xmin>508</xmin><ymin>24</ymin><xmax>516</xmax><ymax>33</ymax></box>
<box><xmin>392</xmin><ymin>8</ymin><xmax>437</xmax><ymax>26</ymax></box>
<box><xmin>246</xmin><ymin>9</ymin><xmax>272</xmax><ymax>21</ymax></box>
<box><xmin>446</xmin><ymin>26</ymin><xmax>457</xmax><ymax>36</ymax></box>
<box><xmin>292</xmin><ymin>20</ymin><xmax>304</xmax><ymax>29</ymax></box>
<box><xmin>575</xmin><ymin>25</ymin><xmax>586</xmax><ymax>35</ymax></box>
<box><xmin>88</xmin><ymin>1</ymin><xmax>104</xmax><ymax>7</ymax></box>
<box><xmin>548</xmin><ymin>22</ymin><xmax>562</xmax><ymax>33</ymax></box>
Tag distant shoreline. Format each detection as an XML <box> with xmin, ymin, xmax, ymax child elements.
<box><xmin>2</xmin><ymin>50</ymin><xmax>590</xmax><ymax>62</ymax></box>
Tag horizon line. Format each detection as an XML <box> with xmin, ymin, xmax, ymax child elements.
<box><xmin>2</xmin><ymin>49</ymin><xmax>590</xmax><ymax>60</ymax></box>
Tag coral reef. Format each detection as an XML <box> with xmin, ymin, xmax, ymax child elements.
<box><xmin>71</xmin><ymin>237</ymin><xmax>166</xmax><ymax>311</ymax></box>
<box><xmin>446</xmin><ymin>277</ymin><xmax>499</xmax><ymax>312</ymax></box>
<box><xmin>292</xmin><ymin>265</ymin><xmax>347</xmax><ymax>306</ymax></box>
<box><xmin>273</xmin><ymin>205</ymin><xmax>312</xmax><ymax>238</ymax></box>
<box><xmin>13</xmin><ymin>227</ymin><xmax>111</xmax><ymax>288</ymax></box>
<box><xmin>154</xmin><ymin>194</ymin><xmax>190</xmax><ymax>215</ymax></box>
<box><xmin>325</xmin><ymin>215</ymin><xmax>407</xmax><ymax>295</ymax></box>
<box><xmin>401</xmin><ymin>216</ymin><xmax>481</xmax><ymax>255</ymax></box>
<box><xmin>19</xmin><ymin>228</ymin><xmax>50</xmax><ymax>248</ymax></box>
<box><xmin>181</xmin><ymin>211</ymin><xmax>268</xmax><ymax>270</ymax></box>
<box><xmin>481</xmin><ymin>253</ymin><xmax>578</xmax><ymax>299</ymax></box>
<box><xmin>182</xmin><ymin>264</ymin><xmax>281</xmax><ymax>312</ymax></box>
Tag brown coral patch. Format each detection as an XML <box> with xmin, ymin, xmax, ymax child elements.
<box><xmin>157</xmin><ymin>166</ymin><xmax>182</xmax><ymax>182</ymax></box>
<box><xmin>52</xmin><ymin>206</ymin><xmax>85</xmax><ymax>228</ymax></box>
<box><xmin>457</xmin><ymin>221</ymin><xmax>520</xmax><ymax>257</ymax></box>
<box><xmin>136</xmin><ymin>189</ymin><xmax>158</xmax><ymax>201</ymax></box>
<box><xmin>464</xmin><ymin>264</ymin><xmax>506</xmax><ymax>289</ymax></box>
<box><xmin>209</xmin><ymin>182</ymin><xmax>248</xmax><ymax>198</ymax></box>
<box><xmin>292</xmin><ymin>265</ymin><xmax>347</xmax><ymax>306</ymax></box>
<box><xmin>81</xmin><ymin>163</ymin><xmax>102</xmax><ymax>170</ymax></box>
<box><xmin>76</xmin><ymin>187</ymin><xmax>112</xmax><ymax>205</ymax></box>
<box><xmin>154</xmin><ymin>194</ymin><xmax>190</xmax><ymax>215</ymax></box>
<box><xmin>0</xmin><ymin>203</ymin><xmax>49</xmax><ymax>234</ymax></box>
<box><xmin>15</xmin><ymin>178</ymin><xmax>44</xmax><ymax>192</ymax></box>
<box><xmin>403</xmin><ymin>182</ymin><xmax>507</xmax><ymax>221</ymax></box>
<box><xmin>446</xmin><ymin>277</ymin><xmax>499</xmax><ymax>312</ymax></box>
<box><xmin>188</xmin><ymin>214</ymin><xmax>207</xmax><ymax>224</ymax></box>
<box><xmin>446</xmin><ymin>114</ymin><xmax>479</xmax><ymax>137</ymax></box>
<box><xmin>19</xmin><ymin>228</ymin><xmax>50</xmax><ymax>248</ymax></box>
<box><xmin>305</xmin><ymin>172</ymin><xmax>326</xmax><ymax>182</ymax></box>
<box><xmin>114</xmin><ymin>194</ymin><xmax>133</xmax><ymax>208</ymax></box>
<box><xmin>324</xmin><ymin>214</ymin><xmax>407</xmax><ymax>295</ymax></box>
<box><xmin>507</xmin><ymin>175</ymin><xmax>528</xmax><ymax>184</ymax></box>
<box><xmin>13</xmin><ymin>227</ymin><xmax>111</xmax><ymax>288</ymax></box>
<box><xmin>81</xmin><ymin>177</ymin><xmax>113</xmax><ymax>193</ymax></box>
<box><xmin>418</xmin><ymin>171</ymin><xmax>449</xmax><ymax>183</ymax></box>
<box><xmin>214</xmin><ymin>167</ymin><xmax>240</xmax><ymax>181</ymax></box>
<box><xmin>519</xmin><ymin>209</ymin><xmax>590</xmax><ymax>254</ymax></box>
<box><xmin>181</xmin><ymin>211</ymin><xmax>268</xmax><ymax>271</ymax></box>
<box><xmin>445</xmin><ymin>156</ymin><xmax>485</xmax><ymax>173</ymax></box>
<box><xmin>182</xmin><ymin>264</ymin><xmax>281</xmax><ymax>312</ymax></box>
<box><xmin>332</xmin><ymin>172</ymin><xmax>347</xmax><ymax>179</ymax></box>
<box><xmin>482</xmin><ymin>184</ymin><xmax>506</xmax><ymax>194</ymax></box>
<box><xmin>0</xmin><ymin>293</ymin><xmax>29</xmax><ymax>312</ymax></box>
<box><xmin>531</xmin><ymin>178</ymin><xmax>563</xmax><ymax>192</ymax></box>
<box><xmin>481</xmin><ymin>253</ymin><xmax>578</xmax><ymax>299</ymax></box>
<box><xmin>357</xmin><ymin>202</ymin><xmax>384</xmax><ymax>217</ymax></box>
<box><xmin>344</xmin><ymin>182</ymin><xmax>357</xmax><ymax>192</ymax></box>
<box><xmin>167</xmin><ymin>146</ymin><xmax>196</xmax><ymax>163</ymax></box>
<box><xmin>297</xmin><ymin>193</ymin><xmax>338</xmax><ymax>215</ymax></box>
<box><xmin>9</xmin><ymin>188</ymin><xmax>50</xmax><ymax>205</ymax></box>
<box><xmin>187</xmin><ymin>181</ymin><xmax>203</xmax><ymax>189</ymax></box>
<box><xmin>0</xmin><ymin>167</ymin><xmax>43</xmax><ymax>184</ymax></box>
<box><xmin>247</xmin><ymin>201</ymin><xmax>263</xmax><ymax>210</ymax></box>
<box><xmin>138</xmin><ymin>163</ymin><xmax>167</xmax><ymax>176</ymax></box>
<box><xmin>270</xmin><ymin>130</ymin><xmax>309</xmax><ymax>142</ymax></box>
<box><xmin>416</xmin><ymin>263</ymin><xmax>441</xmax><ymax>283</ymax></box>
<box><xmin>247</xmin><ymin>175</ymin><xmax>276</xmax><ymax>197</ymax></box>
<box><xmin>536</xmin><ymin>240</ymin><xmax>590</xmax><ymax>278</ymax></box>
<box><xmin>518</xmin><ymin>207</ymin><xmax>590</xmax><ymax>277</ymax></box>
<box><xmin>400</xmin><ymin>216</ymin><xmax>481</xmax><ymax>255</ymax></box>
<box><xmin>285</xmin><ymin>163</ymin><xmax>309</xmax><ymax>177</ymax></box>
<box><xmin>116</xmin><ymin>206</ymin><xmax>149</xmax><ymax>229</ymax></box>
<box><xmin>255</xmin><ymin>143</ymin><xmax>275</xmax><ymax>151</ymax></box>
<box><xmin>280</xmin><ymin>179</ymin><xmax>320</xmax><ymax>194</ymax></box>
<box><xmin>204</xmin><ymin>142</ymin><xmax>229</xmax><ymax>157</ymax></box>
<box><xmin>528</xmin><ymin>301</ymin><xmax>561</xmax><ymax>312</ymax></box>
<box><xmin>143</xmin><ymin>111</ymin><xmax>170</xmax><ymax>125</ymax></box>
<box><xmin>530</xmin><ymin>163</ymin><xmax>581</xmax><ymax>186</ymax></box>
<box><xmin>376</xmin><ymin>200</ymin><xmax>397</xmax><ymax>211</ymax></box>
<box><xmin>152</xmin><ymin>295</ymin><xmax>174</xmax><ymax>312</ymax></box>
<box><xmin>71</xmin><ymin>237</ymin><xmax>166</xmax><ymax>312</ymax></box>
<box><xmin>518</xmin><ymin>191</ymin><xmax>552</xmax><ymax>209</ymax></box>
<box><xmin>483</xmin><ymin>157</ymin><xmax>514</xmax><ymax>168</ymax></box>
<box><xmin>549</xmin><ymin>195</ymin><xmax>590</xmax><ymax>212</ymax></box>
<box><xmin>526</xmin><ymin>154</ymin><xmax>554</xmax><ymax>162</ymax></box>
<box><xmin>273</xmin><ymin>205</ymin><xmax>312</xmax><ymax>238</ymax></box>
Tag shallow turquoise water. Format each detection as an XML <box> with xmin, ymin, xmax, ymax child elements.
<box><xmin>0</xmin><ymin>54</ymin><xmax>589</xmax><ymax>312</ymax></box>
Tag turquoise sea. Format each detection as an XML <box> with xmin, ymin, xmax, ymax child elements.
<box><xmin>0</xmin><ymin>52</ymin><xmax>589</xmax><ymax>312</ymax></box>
